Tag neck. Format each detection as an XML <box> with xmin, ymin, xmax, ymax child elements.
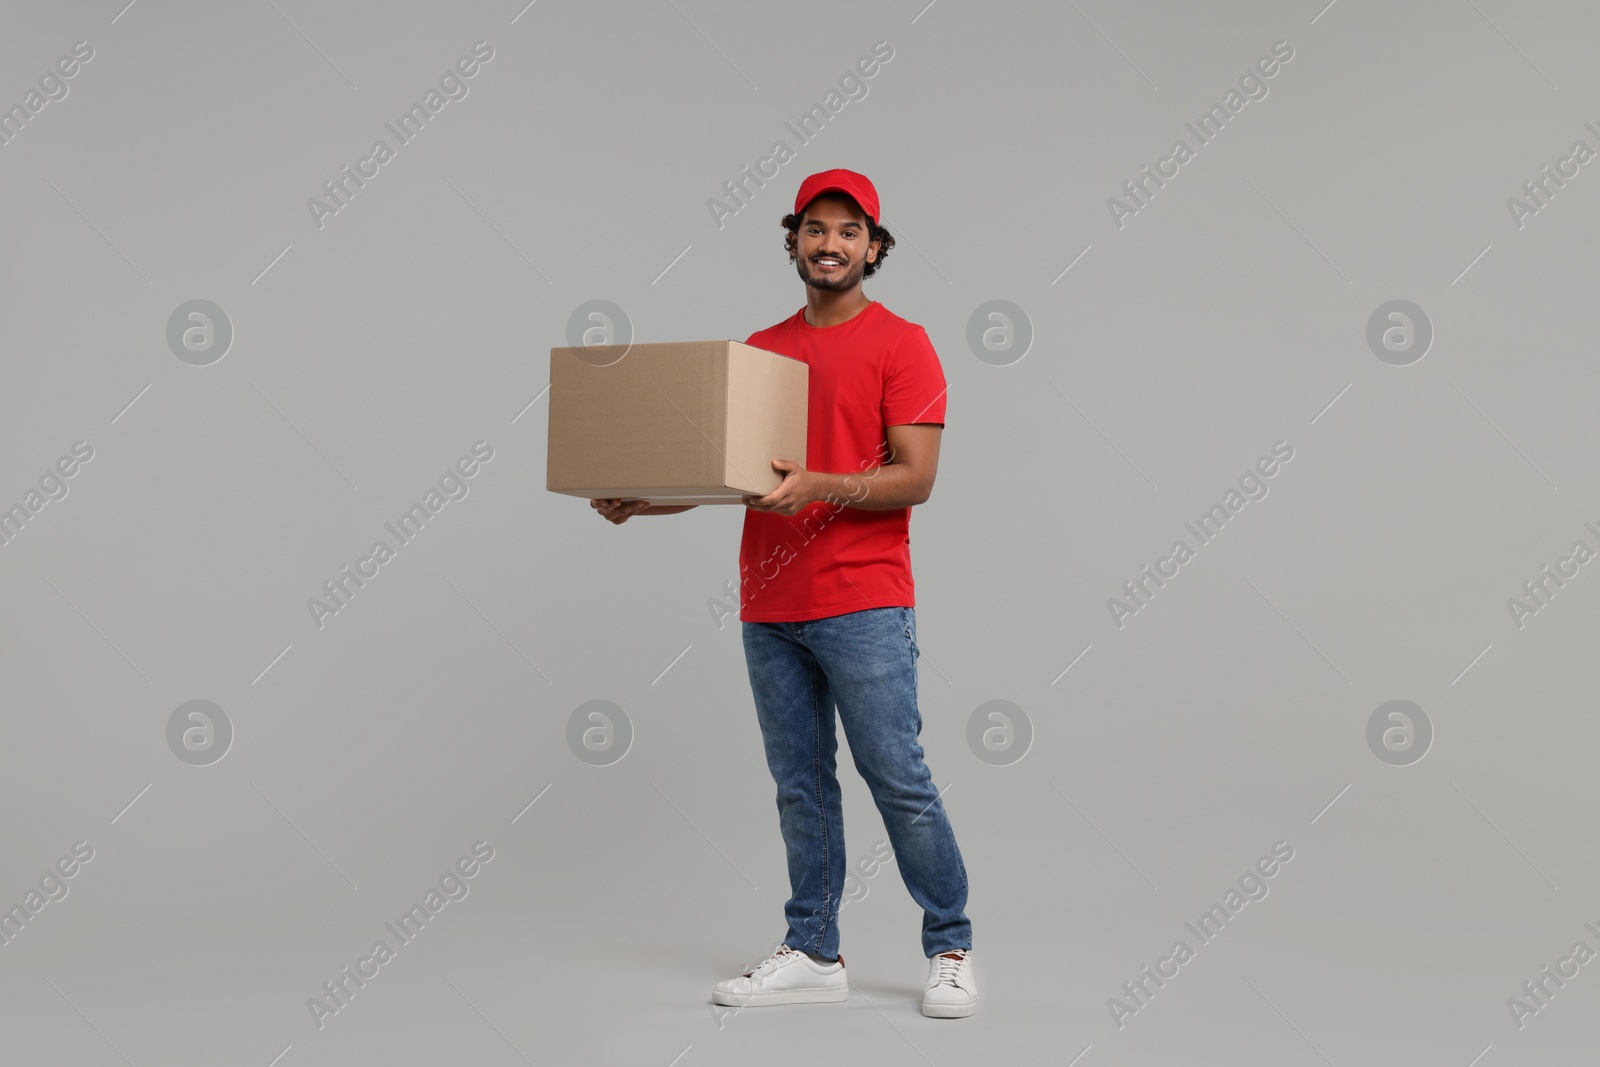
<box><xmin>804</xmin><ymin>288</ymin><xmax>871</xmax><ymax>328</ymax></box>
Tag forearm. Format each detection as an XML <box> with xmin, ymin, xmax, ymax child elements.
<box><xmin>809</xmin><ymin>463</ymin><xmax>928</xmax><ymax>510</ymax></box>
<box><xmin>636</xmin><ymin>504</ymin><xmax>697</xmax><ymax>514</ymax></box>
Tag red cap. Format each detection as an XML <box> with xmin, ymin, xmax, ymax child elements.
<box><xmin>793</xmin><ymin>169</ymin><xmax>880</xmax><ymax>226</ymax></box>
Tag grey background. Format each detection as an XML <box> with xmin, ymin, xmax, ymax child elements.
<box><xmin>2</xmin><ymin>1</ymin><xmax>1597</xmax><ymax>1064</ymax></box>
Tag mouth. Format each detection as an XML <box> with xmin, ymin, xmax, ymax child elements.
<box><xmin>812</xmin><ymin>257</ymin><xmax>845</xmax><ymax>273</ymax></box>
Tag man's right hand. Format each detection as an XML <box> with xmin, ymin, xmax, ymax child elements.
<box><xmin>591</xmin><ymin>498</ymin><xmax>652</xmax><ymax>524</ymax></box>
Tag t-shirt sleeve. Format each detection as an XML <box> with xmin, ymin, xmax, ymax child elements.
<box><xmin>881</xmin><ymin>325</ymin><xmax>947</xmax><ymax>427</ymax></box>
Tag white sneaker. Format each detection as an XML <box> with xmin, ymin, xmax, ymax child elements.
<box><xmin>921</xmin><ymin>948</ymin><xmax>977</xmax><ymax>1018</ymax></box>
<box><xmin>712</xmin><ymin>943</ymin><xmax>848</xmax><ymax>1007</ymax></box>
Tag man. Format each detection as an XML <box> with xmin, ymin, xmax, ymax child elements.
<box><xmin>591</xmin><ymin>169</ymin><xmax>975</xmax><ymax>1019</ymax></box>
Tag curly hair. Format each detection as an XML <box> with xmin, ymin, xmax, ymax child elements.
<box><xmin>782</xmin><ymin>197</ymin><xmax>895</xmax><ymax>278</ymax></box>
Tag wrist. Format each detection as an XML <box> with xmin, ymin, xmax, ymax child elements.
<box><xmin>807</xmin><ymin>470</ymin><xmax>843</xmax><ymax>505</ymax></box>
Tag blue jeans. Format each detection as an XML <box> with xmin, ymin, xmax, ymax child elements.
<box><xmin>742</xmin><ymin>605</ymin><xmax>971</xmax><ymax>959</ymax></box>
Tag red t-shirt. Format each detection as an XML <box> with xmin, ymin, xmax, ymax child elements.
<box><xmin>738</xmin><ymin>300</ymin><xmax>948</xmax><ymax>622</ymax></box>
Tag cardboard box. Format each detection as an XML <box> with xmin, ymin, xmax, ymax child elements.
<box><xmin>546</xmin><ymin>339</ymin><xmax>808</xmax><ymax>505</ymax></box>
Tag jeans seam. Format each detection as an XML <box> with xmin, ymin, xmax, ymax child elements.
<box><xmin>810</xmin><ymin>654</ymin><xmax>832</xmax><ymax>951</ymax></box>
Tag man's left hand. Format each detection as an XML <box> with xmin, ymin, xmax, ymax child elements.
<box><xmin>742</xmin><ymin>458</ymin><xmax>814</xmax><ymax>516</ymax></box>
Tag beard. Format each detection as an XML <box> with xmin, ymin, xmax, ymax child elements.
<box><xmin>796</xmin><ymin>253</ymin><xmax>865</xmax><ymax>292</ymax></box>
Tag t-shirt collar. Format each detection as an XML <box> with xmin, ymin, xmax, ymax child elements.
<box><xmin>799</xmin><ymin>300</ymin><xmax>879</xmax><ymax>330</ymax></box>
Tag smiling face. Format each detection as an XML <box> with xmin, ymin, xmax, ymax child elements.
<box><xmin>792</xmin><ymin>194</ymin><xmax>879</xmax><ymax>294</ymax></box>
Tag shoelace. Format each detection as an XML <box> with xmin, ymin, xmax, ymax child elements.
<box><xmin>932</xmin><ymin>950</ymin><xmax>969</xmax><ymax>986</ymax></box>
<box><xmin>743</xmin><ymin>944</ymin><xmax>802</xmax><ymax>978</ymax></box>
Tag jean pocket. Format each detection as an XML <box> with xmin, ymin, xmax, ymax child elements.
<box><xmin>901</xmin><ymin>607</ymin><xmax>918</xmax><ymax>659</ymax></box>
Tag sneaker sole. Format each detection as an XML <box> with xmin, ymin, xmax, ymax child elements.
<box><xmin>712</xmin><ymin>984</ymin><xmax>849</xmax><ymax>1007</ymax></box>
<box><xmin>921</xmin><ymin>998</ymin><xmax>976</xmax><ymax>1018</ymax></box>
